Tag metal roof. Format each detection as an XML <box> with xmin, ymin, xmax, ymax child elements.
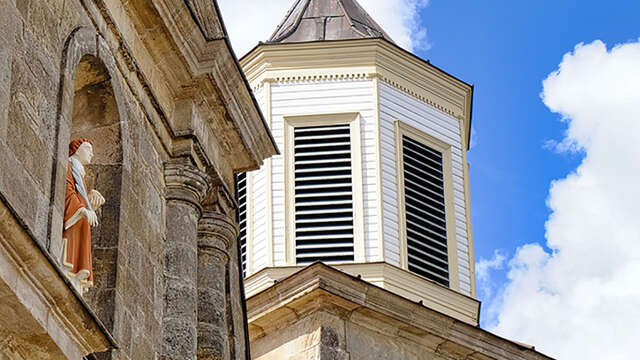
<box><xmin>268</xmin><ymin>0</ymin><xmax>395</xmax><ymax>44</ymax></box>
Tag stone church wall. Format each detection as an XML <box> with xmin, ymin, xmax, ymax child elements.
<box><xmin>0</xmin><ymin>0</ymin><xmax>273</xmax><ymax>358</ymax></box>
<box><xmin>0</xmin><ymin>2</ymin><xmax>168</xmax><ymax>358</ymax></box>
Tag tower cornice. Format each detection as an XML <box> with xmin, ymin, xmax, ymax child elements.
<box><xmin>240</xmin><ymin>38</ymin><xmax>474</xmax><ymax>149</ymax></box>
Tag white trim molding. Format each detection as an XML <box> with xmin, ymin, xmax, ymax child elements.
<box><xmin>283</xmin><ymin>112</ymin><xmax>366</xmax><ymax>265</ymax></box>
<box><xmin>241</xmin><ymin>38</ymin><xmax>473</xmax><ymax>150</ymax></box>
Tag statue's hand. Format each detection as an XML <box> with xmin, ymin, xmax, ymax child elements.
<box><xmin>83</xmin><ymin>208</ymin><xmax>99</xmax><ymax>227</ymax></box>
<box><xmin>88</xmin><ymin>190</ymin><xmax>105</xmax><ymax>210</ymax></box>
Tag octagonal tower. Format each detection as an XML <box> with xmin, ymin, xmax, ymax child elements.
<box><xmin>238</xmin><ymin>0</ymin><xmax>477</xmax><ymax>325</ymax></box>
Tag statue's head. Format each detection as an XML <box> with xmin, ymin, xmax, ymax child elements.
<box><xmin>69</xmin><ymin>138</ymin><xmax>94</xmax><ymax>165</ymax></box>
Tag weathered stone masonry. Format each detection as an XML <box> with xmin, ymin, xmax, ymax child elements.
<box><xmin>0</xmin><ymin>0</ymin><xmax>276</xmax><ymax>359</ymax></box>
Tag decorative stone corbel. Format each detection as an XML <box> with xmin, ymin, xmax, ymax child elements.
<box><xmin>164</xmin><ymin>161</ymin><xmax>212</xmax><ymax>215</ymax></box>
<box><xmin>198</xmin><ymin>209</ymin><xmax>238</xmax><ymax>254</ymax></box>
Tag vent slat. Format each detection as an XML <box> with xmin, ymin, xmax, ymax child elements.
<box><xmin>403</xmin><ymin>135</ymin><xmax>449</xmax><ymax>287</ymax></box>
<box><xmin>295</xmin><ymin>167</ymin><xmax>351</xmax><ymax>174</ymax></box>
<box><xmin>295</xmin><ymin>142</ymin><xmax>351</xmax><ymax>149</ymax></box>
<box><xmin>296</xmin><ymin>217</ymin><xmax>353</xmax><ymax>224</ymax></box>
<box><xmin>294</xmin><ymin>124</ymin><xmax>355</xmax><ymax>265</ymax></box>
<box><xmin>297</xmin><ymin>251</ymin><xmax>354</xmax><ymax>258</ymax></box>
<box><xmin>296</xmin><ymin>225</ymin><xmax>354</xmax><ymax>232</ymax></box>
<box><xmin>295</xmin><ymin>191</ymin><xmax>352</xmax><ymax>198</ymax></box>
<box><xmin>296</xmin><ymin>234</ymin><xmax>355</xmax><ymax>240</ymax></box>
<box><xmin>295</xmin><ymin>200</ymin><xmax>352</xmax><ymax>207</ymax></box>
<box><xmin>295</xmin><ymin>150</ymin><xmax>351</xmax><ymax>157</ymax></box>
<box><xmin>296</xmin><ymin>242</ymin><xmax>354</xmax><ymax>249</ymax></box>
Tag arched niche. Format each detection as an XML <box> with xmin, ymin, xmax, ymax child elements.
<box><xmin>50</xmin><ymin>28</ymin><xmax>129</xmax><ymax>338</ymax></box>
<box><xmin>70</xmin><ymin>54</ymin><xmax>123</xmax><ymax>333</ymax></box>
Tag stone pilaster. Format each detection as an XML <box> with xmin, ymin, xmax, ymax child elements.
<box><xmin>162</xmin><ymin>162</ymin><xmax>211</xmax><ymax>360</ymax></box>
<box><xmin>196</xmin><ymin>209</ymin><xmax>238</xmax><ymax>360</ymax></box>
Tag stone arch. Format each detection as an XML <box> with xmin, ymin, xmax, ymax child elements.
<box><xmin>48</xmin><ymin>27</ymin><xmax>130</xmax><ymax>334</ymax></box>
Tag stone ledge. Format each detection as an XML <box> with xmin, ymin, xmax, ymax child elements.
<box><xmin>244</xmin><ymin>262</ymin><xmax>480</xmax><ymax>326</ymax></box>
<box><xmin>0</xmin><ymin>197</ymin><xmax>113</xmax><ymax>359</ymax></box>
<box><xmin>246</xmin><ymin>263</ymin><xmax>554</xmax><ymax>360</ymax></box>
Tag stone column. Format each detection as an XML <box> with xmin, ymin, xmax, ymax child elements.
<box><xmin>162</xmin><ymin>162</ymin><xmax>211</xmax><ymax>360</ymax></box>
<box><xmin>196</xmin><ymin>209</ymin><xmax>238</xmax><ymax>360</ymax></box>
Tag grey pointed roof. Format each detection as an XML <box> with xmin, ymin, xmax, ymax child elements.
<box><xmin>268</xmin><ymin>0</ymin><xmax>395</xmax><ymax>44</ymax></box>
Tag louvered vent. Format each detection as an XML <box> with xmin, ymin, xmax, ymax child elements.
<box><xmin>294</xmin><ymin>124</ymin><xmax>355</xmax><ymax>265</ymax></box>
<box><xmin>402</xmin><ymin>135</ymin><xmax>450</xmax><ymax>287</ymax></box>
<box><xmin>235</xmin><ymin>172</ymin><xmax>248</xmax><ymax>277</ymax></box>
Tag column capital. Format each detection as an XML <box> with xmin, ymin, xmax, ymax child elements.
<box><xmin>197</xmin><ymin>210</ymin><xmax>238</xmax><ymax>253</ymax></box>
<box><xmin>164</xmin><ymin>161</ymin><xmax>212</xmax><ymax>214</ymax></box>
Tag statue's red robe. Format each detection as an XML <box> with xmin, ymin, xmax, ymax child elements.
<box><xmin>62</xmin><ymin>160</ymin><xmax>93</xmax><ymax>286</ymax></box>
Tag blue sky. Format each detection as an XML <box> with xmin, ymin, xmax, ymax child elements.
<box><xmin>412</xmin><ymin>0</ymin><xmax>640</xmax><ymax>323</ymax></box>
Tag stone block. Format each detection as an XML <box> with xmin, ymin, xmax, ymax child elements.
<box><xmin>0</xmin><ymin>142</ymin><xmax>40</xmax><ymax>233</ymax></box>
<box><xmin>197</xmin><ymin>251</ymin><xmax>226</xmax><ymax>289</ymax></box>
<box><xmin>6</xmin><ymin>60</ymin><xmax>52</xmax><ymax>189</ymax></box>
<box><xmin>126</xmin><ymin>240</ymin><xmax>142</xmax><ymax>280</ymax></box>
<box><xmin>94</xmin><ymin>204</ymin><xmax>121</xmax><ymax>249</ymax></box>
<box><xmin>84</xmin><ymin>288</ymin><xmax>116</xmax><ymax>331</ymax></box>
<box><xmin>0</xmin><ymin>0</ymin><xmax>19</xmax><ymax>48</ymax></box>
<box><xmin>15</xmin><ymin>0</ymin><xmax>31</xmax><ymax>21</ymax></box>
<box><xmin>163</xmin><ymin>279</ymin><xmax>196</xmax><ymax>321</ymax></box>
<box><xmin>165</xmin><ymin>243</ymin><xmax>197</xmax><ymax>282</ymax></box>
<box><xmin>197</xmin><ymin>287</ymin><xmax>225</xmax><ymax>327</ymax></box>
<box><xmin>113</xmin><ymin>305</ymin><xmax>133</xmax><ymax>355</ymax></box>
<box><xmin>197</xmin><ymin>323</ymin><xmax>227</xmax><ymax>359</ymax></box>
<box><xmin>0</xmin><ymin>86</ymin><xmax>9</xmax><ymax>140</ymax></box>
<box><xmin>139</xmin><ymin>254</ymin><xmax>154</xmax><ymax>299</ymax></box>
<box><xmin>24</xmin><ymin>0</ymin><xmax>62</xmax><ymax>59</ymax></box>
<box><xmin>166</xmin><ymin>202</ymin><xmax>199</xmax><ymax>244</ymax></box>
<box><xmin>131</xmin><ymin>334</ymin><xmax>154</xmax><ymax>360</ymax></box>
<box><xmin>153</xmin><ymin>265</ymin><xmax>164</xmax><ymax>321</ymax></box>
<box><xmin>162</xmin><ymin>318</ymin><xmax>197</xmax><ymax>359</ymax></box>
<box><xmin>91</xmin><ymin>247</ymin><xmax>118</xmax><ymax>289</ymax></box>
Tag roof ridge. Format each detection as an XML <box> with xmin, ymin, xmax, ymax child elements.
<box><xmin>340</xmin><ymin>0</ymin><xmax>394</xmax><ymax>41</ymax></box>
<box><xmin>268</xmin><ymin>0</ymin><xmax>310</xmax><ymax>42</ymax></box>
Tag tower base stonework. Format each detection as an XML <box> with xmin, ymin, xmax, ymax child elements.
<box><xmin>247</xmin><ymin>263</ymin><xmax>552</xmax><ymax>360</ymax></box>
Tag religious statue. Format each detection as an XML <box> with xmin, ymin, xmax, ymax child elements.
<box><xmin>62</xmin><ymin>138</ymin><xmax>105</xmax><ymax>291</ymax></box>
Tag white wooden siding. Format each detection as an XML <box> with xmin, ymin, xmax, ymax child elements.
<box><xmin>247</xmin><ymin>87</ymin><xmax>267</xmax><ymax>275</ymax></box>
<box><xmin>259</xmin><ymin>78</ymin><xmax>381</xmax><ymax>267</ymax></box>
<box><xmin>251</xmin><ymin>168</ymin><xmax>268</xmax><ymax>271</ymax></box>
<box><xmin>379</xmin><ymin>81</ymin><xmax>472</xmax><ymax>295</ymax></box>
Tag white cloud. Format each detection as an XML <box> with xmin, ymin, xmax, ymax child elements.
<box><xmin>217</xmin><ymin>0</ymin><xmax>430</xmax><ymax>57</ymax></box>
<box><xmin>484</xmin><ymin>39</ymin><xmax>640</xmax><ymax>359</ymax></box>
<box><xmin>476</xmin><ymin>250</ymin><xmax>505</xmax><ymax>300</ymax></box>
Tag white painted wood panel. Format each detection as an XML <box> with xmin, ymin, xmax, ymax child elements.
<box><xmin>248</xmin><ymin>87</ymin><xmax>267</xmax><ymax>275</ymax></box>
<box><xmin>248</xmin><ymin>78</ymin><xmax>381</xmax><ymax>272</ymax></box>
<box><xmin>271</xmin><ymin>79</ymin><xmax>380</xmax><ymax>263</ymax></box>
<box><xmin>379</xmin><ymin>81</ymin><xmax>472</xmax><ymax>295</ymax></box>
<box><xmin>251</xmin><ymin>169</ymin><xmax>267</xmax><ymax>272</ymax></box>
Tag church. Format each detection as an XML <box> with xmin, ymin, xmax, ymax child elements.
<box><xmin>0</xmin><ymin>0</ymin><xmax>552</xmax><ymax>359</ymax></box>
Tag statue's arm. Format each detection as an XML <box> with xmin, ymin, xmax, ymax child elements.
<box><xmin>64</xmin><ymin>164</ymin><xmax>86</xmax><ymax>221</ymax></box>
<box><xmin>63</xmin><ymin>163</ymin><xmax>99</xmax><ymax>228</ymax></box>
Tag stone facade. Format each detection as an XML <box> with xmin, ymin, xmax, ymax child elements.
<box><xmin>247</xmin><ymin>264</ymin><xmax>553</xmax><ymax>360</ymax></box>
<box><xmin>0</xmin><ymin>0</ymin><xmax>276</xmax><ymax>359</ymax></box>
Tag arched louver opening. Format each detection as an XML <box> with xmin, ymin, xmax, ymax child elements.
<box><xmin>235</xmin><ymin>172</ymin><xmax>248</xmax><ymax>277</ymax></box>
<box><xmin>294</xmin><ymin>124</ymin><xmax>355</xmax><ymax>265</ymax></box>
<box><xmin>402</xmin><ymin>135</ymin><xmax>450</xmax><ymax>287</ymax></box>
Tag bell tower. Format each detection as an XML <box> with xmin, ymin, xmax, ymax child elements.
<box><xmin>238</xmin><ymin>0</ymin><xmax>477</xmax><ymax>325</ymax></box>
